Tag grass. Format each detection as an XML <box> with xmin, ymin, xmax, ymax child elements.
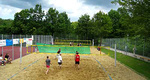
<box><xmin>101</xmin><ymin>48</ymin><xmax>150</xmax><ymax>80</ymax></box>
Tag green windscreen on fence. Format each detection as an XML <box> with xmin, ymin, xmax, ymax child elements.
<box><xmin>37</xmin><ymin>43</ymin><xmax>91</xmax><ymax>54</ymax></box>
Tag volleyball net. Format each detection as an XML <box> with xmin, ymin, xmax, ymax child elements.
<box><xmin>54</xmin><ymin>39</ymin><xmax>91</xmax><ymax>46</ymax></box>
<box><xmin>27</xmin><ymin>43</ymin><xmax>91</xmax><ymax>54</ymax></box>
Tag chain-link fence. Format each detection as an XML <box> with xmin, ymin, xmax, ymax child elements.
<box><xmin>0</xmin><ymin>35</ymin><xmax>52</xmax><ymax>62</ymax></box>
<box><xmin>33</xmin><ymin>35</ymin><xmax>53</xmax><ymax>45</ymax></box>
<box><xmin>102</xmin><ymin>38</ymin><xmax>150</xmax><ymax>57</ymax></box>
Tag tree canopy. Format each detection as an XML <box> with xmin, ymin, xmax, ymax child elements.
<box><xmin>0</xmin><ymin>1</ymin><xmax>149</xmax><ymax>41</ymax></box>
<box><xmin>11</xmin><ymin>4</ymin><xmax>71</xmax><ymax>35</ymax></box>
<box><xmin>112</xmin><ymin>0</ymin><xmax>150</xmax><ymax>39</ymax></box>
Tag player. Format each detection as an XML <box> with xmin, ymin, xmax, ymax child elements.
<box><xmin>58</xmin><ymin>53</ymin><xmax>62</xmax><ymax>69</ymax></box>
<box><xmin>97</xmin><ymin>47</ymin><xmax>100</xmax><ymax>51</ymax></box>
<box><xmin>77</xmin><ymin>43</ymin><xmax>79</xmax><ymax>46</ymax></box>
<box><xmin>75</xmin><ymin>51</ymin><xmax>80</xmax><ymax>69</ymax></box>
<box><xmin>55</xmin><ymin>48</ymin><xmax>61</xmax><ymax>59</ymax></box>
<box><xmin>5</xmin><ymin>53</ymin><xmax>12</xmax><ymax>64</ymax></box>
<box><xmin>57</xmin><ymin>48</ymin><xmax>61</xmax><ymax>53</ymax></box>
<box><xmin>0</xmin><ymin>54</ymin><xmax>6</xmax><ymax>66</ymax></box>
<box><xmin>45</xmin><ymin>56</ymin><xmax>51</xmax><ymax>74</ymax></box>
<box><xmin>79</xmin><ymin>43</ymin><xmax>81</xmax><ymax>46</ymax></box>
<box><xmin>70</xmin><ymin>42</ymin><xmax>72</xmax><ymax>46</ymax></box>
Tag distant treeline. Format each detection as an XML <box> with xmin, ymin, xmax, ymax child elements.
<box><xmin>0</xmin><ymin>0</ymin><xmax>149</xmax><ymax>41</ymax></box>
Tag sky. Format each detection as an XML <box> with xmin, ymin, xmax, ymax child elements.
<box><xmin>0</xmin><ymin>0</ymin><xmax>119</xmax><ymax>22</ymax></box>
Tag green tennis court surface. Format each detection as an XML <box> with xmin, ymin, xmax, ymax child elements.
<box><xmin>37</xmin><ymin>43</ymin><xmax>91</xmax><ymax>54</ymax></box>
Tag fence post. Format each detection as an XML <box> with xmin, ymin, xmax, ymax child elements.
<box><xmin>46</xmin><ymin>35</ymin><xmax>48</xmax><ymax>44</ymax></box>
<box><xmin>125</xmin><ymin>46</ymin><xmax>127</xmax><ymax>55</ymax></box>
<box><xmin>109</xmin><ymin>39</ymin><xmax>111</xmax><ymax>48</ymax></box>
<box><xmin>52</xmin><ymin>35</ymin><xmax>54</xmax><ymax>45</ymax></box>
<box><xmin>42</xmin><ymin>35</ymin><xmax>43</xmax><ymax>44</ymax></box>
<box><xmin>12</xmin><ymin>34</ymin><xmax>14</xmax><ymax>60</ymax></box>
<box><xmin>20</xmin><ymin>34</ymin><xmax>22</xmax><ymax>64</ymax></box>
<box><xmin>92</xmin><ymin>39</ymin><xmax>94</xmax><ymax>46</ymax></box>
<box><xmin>48</xmin><ymin>35</ymin><xmax>49</xmax><ymax>44</ymax></box>
<box><xmin>115</xmin><ymin>44</ymin><xmax>116</xmax><ymax>67</ymax></box>
<box><xmin>2</xmin><ymin>34</ymin><xmax>3</xmax><ymax>57</ymax></box>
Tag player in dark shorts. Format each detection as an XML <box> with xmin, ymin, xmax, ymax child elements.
<box><xmin>70</xmin><ymin>42</ymin><xmax>72</xmax><ymax>46</ymax></box>
<box><xmin>45</xmin><ymin>56</ymin><xmax>51</xmax><ymax>74</ymax></box>
<box><xmin>77</xmin><ymin>43</ymin><xmax>79</xmax><ymax>46</ymax></box>
<box><xmin>75</xmin><ymin>51</ymin><xmax>80</xmax><ymax>69</ymax></box>
<box><xmin>5</xmin><ymin>53</ymin><xmax>12</xmax><ymax>64</ymax></box>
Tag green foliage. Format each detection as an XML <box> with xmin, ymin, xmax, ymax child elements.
<box><xmin>0</xmin><ymin>18</ymin><xmax>13</xmax><ymax>34</ymax></box>
<box><xmin>108</xmin><ymin>9</ymin><xmax>123</xmax><ymax>37</ymax></box>
<box><xmin>92</xmin><ymin>11</ymin><xmax>112</xmax><ymax>38</ymax></box>
<box><xmin>76</xmin><ymin>14</ymin><xmax>91</xmax><ymax>40</ymax></box>
<box><xmin>57</xmin><ymin>12</ymin><xmax>71</xmax><ymax>34</ymax></box>
<box><xmin>75</xmin><ymin>11</ymin><xmax>112</xmax><ymax>41</ymax></box>
<box><xmin>12</xmin><ymin>4</ymin><xmax>45</xmax><ymax>34</ymax></box>
<box><xmin>112</xmin><ymin>0</ymin><xmax>150</xmax><ymax>39</ymax></box>
<box><xmin>45</xmin><ymin>8</ymin><xmax>59</xmax><ymax>35</ymax></box>
<box><xmin>71</xmin><ymin>22</ymin><xmax>78</xmax><ymax>30</ymax></box>
<box><xmin>12</xmin><ymin>4</ymin><xmax>71</xmax><ymax>35</ymax></box>
<box><xmin>101</xmin><ymin>48</ymin><xmax>150</xmax><ymax>79</ymax></box>
<box><xmin>1</xmin><ymin>0</ymin><xmax>149</xmax><ymax>43</ymax></box>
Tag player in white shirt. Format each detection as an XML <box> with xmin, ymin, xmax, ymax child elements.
<box><xmin>55</xmin><ymin>48</ymin><xmax>61</xmax><ymax>59</ymax></box>
<box><xmin>58</xmin><ymin>53</ymin><xmax>62</xmax><ymax>69</ymax></box>
<box><xmin>0</xmin><ymin>54</ymin><xmax>5</xmax><ymax>65</ymax></box>
<box><xmin>70</xmin><ymin>42</ymin><xmax>72</xmax><ymax>46</ymax></box>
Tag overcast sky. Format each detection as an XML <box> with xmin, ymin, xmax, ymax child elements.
<box><xmin>0</xmin><ymin>0</ymin><xmax>119</xmax><ymax>22</ymax></box>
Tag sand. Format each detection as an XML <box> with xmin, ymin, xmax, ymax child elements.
<box><xmin>0</xmin><ymin>47</ymin><xmax>146</xmax><ymax>80</ymax></box>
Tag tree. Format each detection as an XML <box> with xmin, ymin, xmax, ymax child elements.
<box><xmin>112</xmin><ymin>0</ymin><xmax>150</xmax><ymax>39</ymax></box>
<box><xmin>71</xmin><ymin>22</ymin><xmax>78</xmax><ymax>30</ymax></box>
<box><xmin>76</xmin><ymin>14</ymin><xmax>91</xmax><ymax>40</ymax></box>
<box><xmin>57</xmin><ymin>12</ymin><xmax>71</xmax><ymax>35</ymax></box>
<box><xmin>117</xmin><ymin>7</ymin><xmax>132</xmax><ymax>37</ymax></box>
<box><xmin>12</xmin><ymin>9</ymin><xmax>29</xmax><ymax>34</ymax></box>
<box><xmin>92</xmin><ymin>11</ymin><xmax>112</xmax><ymax>45</ymax></box>
<box><xmin>108</xmin><ymin>9</ymin><xmax>123</xmax><ymax>38</ymax></box>
<box><xmin>12</xmin><ymin>4</ymin><xmax>71</xmax><ymax>35</ymax></box>
<box><xmin>12</xmin><ymin>4</ymin><xmax>45</xmax><ymax>34</ymax></box>
<box><xmin>0</xmin><ymin>18</ymin><xmax>13</xmax><ymax>34</ymax></box>
<box><xmin>71</xmin><ymin>22</ymin><xmax>78</xmax><ymax>34</ymax></box>
<box><xmin>28</xmin><ymin>4</ymin><xmax>45</xmax><ymax>34</ymax></box>
<box><xmin>45</xmin><ymin>8</ymin><xmax>59</xmax><ymax>36</ymax></box>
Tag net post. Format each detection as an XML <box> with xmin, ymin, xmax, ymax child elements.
<box><xmin>31</xmin><ymin>45</ymin><xmax>33</xmax><ymax>53</ymax></box>
<box><xmin>27</xmin><ymin>45</ymin><xmax>28</xmax><ymax>54</ymax></box>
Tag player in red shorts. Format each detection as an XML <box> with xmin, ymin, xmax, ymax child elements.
<box><xmin>75</xmin><ymin>51</ymin><xmax>80</xmax><ymax>69</ymax></box>
<box><xmin>45</xmin><ymin>56</ymin><xmax>51</xmax><ymax>74</ymax></box>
